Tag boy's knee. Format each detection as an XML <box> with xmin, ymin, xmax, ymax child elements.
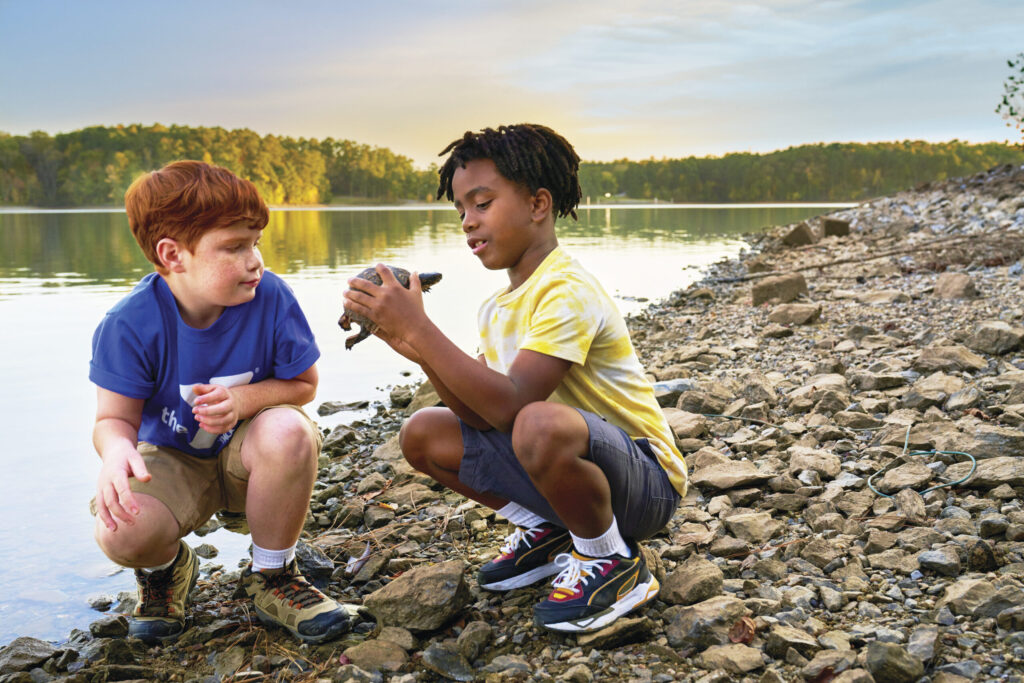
<box><xmin>95</xmin><ymin>519</ymin><xmax>173</xmax><ymax>568</ymax></box>
<box><xmin>399</xmin><ymin>410</ymin><xmax>433</xmax><ymax>468</ymax></box>
<box><xmin>248</xmin><ymin>408</ymin><xmax>318</xmax><ymax>464</ymax></box>
<box><xmin>512</xmin><ymin>402</ymin><xmax>586</xmax><ymax>472</ymax></box>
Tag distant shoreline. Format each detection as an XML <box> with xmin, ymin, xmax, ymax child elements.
<box><xmin>0</xmin><ymin>201</ymin><xmax>860</xmax><ymax>215</ymax></box>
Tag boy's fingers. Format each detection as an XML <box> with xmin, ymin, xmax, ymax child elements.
<box><xmin>410</xmin><ymin>271</ymin><xmax>423</xmax><ymax>294</ymax></box>
<box><xmin>96</xmin><ymin>501</ymin><xmax>116</xmax><ymax>531</ymax></box>
<box><xmin>375</xmin><ymin>263</ymin><xmax>397</xmax><ymax>285</ymax></box>
<box><xmin>127</xmin><ymin>452</ymin><xmax>151</xmax><ymax>482</ymax></box>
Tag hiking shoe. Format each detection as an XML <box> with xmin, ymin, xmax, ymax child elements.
<box><xmin>477</xmin><ymin>522</ymin><xmax>572</xmax><ymax>591</ymax></box>
<box><xmin>128</xmin><ymin>540</ymin><xmax>199</xmax><ymax>644</ymax></box>
<box><xmin>533</xmin><ymin>540</ymin><xmax>659</xmax><ymax>633</ymax></box>
<box><xmin>240</xmin><ymin>559</ymin><xmax>351</xmax><ymax>643</ymax></box>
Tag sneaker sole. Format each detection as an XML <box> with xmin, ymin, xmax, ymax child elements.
<box><xmin>538</xmin><ymin>575</ymin><xmax>660</xmax><ymax>633</ymax></box>
<box><xmin>252</xmin><ymin>607</ymin><xmax>351</xmax><ymax>645</ymax></box>
<box><xmin>129</xmin><ymin>552</ymin><xmax>200</xmax><ymax>645</ymax></box>
<box><xmin>479</xmin><ymin>560</ymin><xmax>564</xmax><ymax>591</ymax></box>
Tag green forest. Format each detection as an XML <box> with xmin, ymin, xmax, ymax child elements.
<box><xmin>1</xmin><ymin>124</ymin><xmax>1022</xmax><ymax>207</ymax></box>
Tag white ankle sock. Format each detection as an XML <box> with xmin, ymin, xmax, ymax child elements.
<box><xmin>143</xmin><ymin>543</ymin><xmax>181</xmax><ymax>573</ymax></box>
<box><xmin>252</xmin><ymin>543</ymin><xmax>296</xmax><ymax>572</ymax></box>
<box><xmin>570</xmin><ymin>517</ymin><xmax>631</xmax><ymax>558</ymax></box>
<box><xmin>495</xmin><ymin>502</ymin><xmax>547</xmax><ymax>529</ymax></box>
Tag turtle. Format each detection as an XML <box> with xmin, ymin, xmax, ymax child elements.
<box><xmin>339</xmin><ymin>265</ymin><xmax>442</xmax><ymax>349</ymax></box>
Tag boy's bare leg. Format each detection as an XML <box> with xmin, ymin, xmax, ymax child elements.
<box><xmin>94</xmin><ymin>494</ymin><xmax>180</xmax><ymax>568</ymax></box>
<box><xmin>400</xmin><ymin>407</ymin><xmax>508</xmax><ymax>510</ymax></box>
<box><xmin>240</xmin><ymin>408</ymin><xmax>318</xmax><ymax>550</ymax></box>
<box><xmin>511</xmin><ymin>402</ymin><xmax>613</xmax><ymax>538</ymax></box>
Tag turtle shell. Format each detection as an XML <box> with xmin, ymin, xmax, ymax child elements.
<box><xmin>338</xmin><ymin>265</ymin><xmax>442</xmax><ymax>349</ymax></box>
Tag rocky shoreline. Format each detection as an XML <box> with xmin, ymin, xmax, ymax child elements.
<box><xmin>5</xmin><ymin>163</ymin><xmax>1024</xmax><ymax>682</ymax></box>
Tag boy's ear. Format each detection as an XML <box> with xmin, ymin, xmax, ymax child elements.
<box><xmin>530</xmin><ymin>188</ymin><xmax>553</xmax><ymax>222</ymax></box>
<box><xmin>155</xmin><ymin>237</ymin><xmax>187</xmax><ymax>273</ymax></box>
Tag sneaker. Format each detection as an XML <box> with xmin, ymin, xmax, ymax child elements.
<box><xmin>477</xmin><ymin>523</ymin><xmax>572</xmax><ymax>591</ymax></box>
<box><xmin>533</xmin><ymin>540</ymin><xmax>659</xmax><ymax>633</ymax></box>
<box><xmin>240</xmin><ymin>558</ymin><xmax>351</xmax><ymax>643</ymax></box>
<box><xmin>128</xmin><ymin>540</ymin><xmax>199</xmax><ymax>644</ymax></box>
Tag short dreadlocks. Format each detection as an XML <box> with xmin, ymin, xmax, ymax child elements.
<box><xmin>436</xmin><ymin>124</ymin><xmax>582</xmax><ymax>220</ymax></box>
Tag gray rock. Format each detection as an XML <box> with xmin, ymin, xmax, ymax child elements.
<box><xmin>420</xmin><ymin>642</ymin><xmax>473</xmax><ymax>681</ymax></box>
<box><xmin>918</xmin><ymin>547</ymin><xmax>962</xmax><ymax>576</ymax></box>
<box><xmin>968</xmin><ymin>320</ymin><xmax>1024</xmax><ymax>355</ymax></box>
<box><xmin>664</xmin><ymin>595</ymin><xmax>747</xmax><ymax>649</ymax></box>
<box><xmin>765</xmin><ymin>624</ymin><xmax>819</xmax><ymax>658</ymax></box>
<box><xmin>662</xmin><ymin>556</ymin><xmax>724</xmax><ymax>605</ymax></box>
<box><xmin>456</xmin><ymin>620</ymin><xmax>493</xmax><ymax>661</ymax></box>
<box><xmin>0</xmin><ymin>637</ymin><xmax>57</xmax><ymax>673</ymax></box>
<box><xmin>864</xmin><ymin>641</ymin><xmax>925</xmax><ymax>683</ymax></box>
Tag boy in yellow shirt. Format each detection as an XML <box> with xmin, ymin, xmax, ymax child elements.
<box><xmin>343</xmin><ymin>124</ymin><xmax>687</xmax><ymax>632</ymax></box>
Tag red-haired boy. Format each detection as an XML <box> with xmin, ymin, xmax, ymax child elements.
<box><xmin>90</xmin><ymin>161</ymin><xmax>352</xmax><ymax>644</ymax></box>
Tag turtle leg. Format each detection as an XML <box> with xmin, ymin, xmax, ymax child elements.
<box><xmin>345</xmin><ymin>323</ymin><xmax>376</xmax><ymax>350</ymax></box>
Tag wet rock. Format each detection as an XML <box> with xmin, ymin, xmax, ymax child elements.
<box><xmin>363</xmin><ymin>559</ymin><xmax>471</xmax><ymax>632</ymax></box>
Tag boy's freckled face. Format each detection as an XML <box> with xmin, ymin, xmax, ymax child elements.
<box><xmin>180</xmin><ymin>222</ymin><xmax>265</xmax><ymax>308</ymax></box>
<box><xmin>452</xmin><ymin>159</ymin><xmax>536</xmax><ymax>272</ymax></box>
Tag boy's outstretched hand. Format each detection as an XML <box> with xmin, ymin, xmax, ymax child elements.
<box><xmin>344</xmin><ymin>263</ymin><xmax>429</xmax><ymax>357</ymax></box>
<box><xmin>95</xmin><ymin>442</ymin><xmax>150</xmax><ymax>532</ymax></box>
<box><xmin>191</xmin><ymin>384</ymin><xmax>241</xmax><ymax>434</ymax></box>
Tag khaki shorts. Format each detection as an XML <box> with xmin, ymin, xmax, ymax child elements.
<box><xmin>91</xmin><ymin>405</ymin><xmax>322</xmax><ymax>536</ymax></box>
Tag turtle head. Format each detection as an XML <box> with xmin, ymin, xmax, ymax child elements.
<box><xmin>417</xmin><ymin>272</ymin><xmax>442</xmax><ymax>291</ymax></box>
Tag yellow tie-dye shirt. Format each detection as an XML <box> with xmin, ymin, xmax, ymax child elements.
<box><xmin>477</xmin><ymin>246</ymin><xmax>688</xmax><ymax>496</ymax></box>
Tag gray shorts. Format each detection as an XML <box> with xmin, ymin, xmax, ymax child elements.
<box><xmin>457</xmin><ymin>407</ymin><xmax>680</xmax><ymax>540</ymax></box>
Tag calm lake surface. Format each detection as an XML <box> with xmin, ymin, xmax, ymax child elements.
<box><xmin>0</xmin><ymin>203</ymin><xmax>847</xmax><ymax>644</ymax></box>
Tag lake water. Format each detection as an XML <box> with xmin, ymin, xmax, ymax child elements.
<box><xmin>0</xmin><ymin>203</ymin><xmax>848</xmax><ymax>644</ymax></box>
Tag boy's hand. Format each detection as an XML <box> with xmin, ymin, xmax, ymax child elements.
<box><xmin>95</xmin><ymin>443</ymin><xmax>150</xmax><ymax>532</ymax></box>
<box><xmin>344</xmin><ymin>264</ymin><xmax>428</xmax><ymax>346</ymax></box>
<box><xmin>191</xmin><ymin>384</ymin><xmax>241</xmax><ymax>434</ymax></box>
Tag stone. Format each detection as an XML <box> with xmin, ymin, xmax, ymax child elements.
<box><xmin>892</xmin><ymin>488</ymin><xmax>927</xmax><ymax>525</ymax></box>
<box><xmin>914</xmin><ymin>345</ymin><xmax>987</xmax><ymax>373</ymax></box>
<box><xmin>690</xmin><ymin>460</ymin><xmax>774</xmax><ymax>491</ymax></box>
<box><xmin>363</xmin><ymin>559</ymin><xmax>471</xmax><ymax>632</ymax></box>
<box><xmin>917</xmin><ymin>547</ymin><xmax>961</xmax><ymax>577</ymax></box>
<box><xmin>800</xmin><ymin>538</ymin><xmax>844</xmax><ymax>570</ymax></box>
<box><xmin>788</xmin><ymin>446</ymin><xmax>841</xmax><ymax>479</ymax></box>
<box><xmin>456</xmin><ymin>620</ymin><xmax>493</xmax><ymax>662</ymax></box>
<box><xmin>0</xmin><ymin>637</ymin><xmax>58</xmax><ymax>673</ymax></box>
<box><xmin>782</xmin><ymin>221</ymin><xmax>816</xmax><ymax>246</ymax></box>
<box><xmin>663</xmin><ymin>408</ymin><xmax>708</xmax><ymax>440</ymax></box>
<box><xmin>857</xmin><ymin>290</ymin><xmax>911</xmax><ymax>305</ymax></box>
<box><xmin>343</xmin><ymin>639</ymin><xmax>409</xmax><ymax>673</ymax></box>
<box><xmin>654</xmin><ymin>378</ymin><xmax>698</xmax><ymax>407</ymax></box>
<box><xmin>661</xmin><ymin>556</ymin><xmax>724</xmax><ymax>605</ymax></box>
<box><xmin>864</xmin><ymin>641</ymin><xmax>924</xmax><ymax>683</ymax></box>
<box><xmin>907</xmin><ymin>624</ymin><xmax>939</xmax><ymax>663</ymax></box>
<box><xmin>377</xmin><ymin>626</ymin><xmax>417</xmax><ymax>651</ymax></box>
<box><xmin>968</xmin><ymin>320</ymin><xmax>1024</xmax><ymax>355</ymax></box>
<box><xmin>877</xmin><ymin>461</ymin><xmax>934</xmax><ymax>494</ymax></box>
<box><xmin>420</xmin><ymin>642</ymin><xmax>473</xmax><ymax>681</ymax></box>
<box><xmin>934</xmin><ymin>271</ymin><xmax>977</xmax><ymax>299</ymax></box>
<box><xmin>765</xmin><ymin>624</ymin><xmax>819</xmax><ymax>658</ymax></box>
<box><xmin>407</xmin><ymin>380</ymin><xmax>442</xmax><ymax>413</ymax></box>
<box><xmin>768</xmin><ymin>302</ymin><xmax>822</xmax><ymax>325</ymax></box>
<box><xmin>752</xmin><ymin>272</ymin><xmax>809</xmax><ymax>306</ymax></box>
<box><xmin>664</xmin><ymin>595</ymin><xmax>748</xmax><ymax>649</ymax></box>
<box><xmin>698</xmin><ymin>643</ymin><xmax>765</xmax><ymax>674</ymax></box>
<box><xmin>946</xmin><ymin>456</ymin><xmax>1024</xmax><ymax>487</ymax></box>
<box><xmin>936</xmin><ymin>578</ymin><xmax>997</xmax><ymax>616</ymax></box>
<box><xmin>322</xmin><ymin>425</ymin><xmax>360</xmax><ymax>453</ymax></box>
<box><xmin>89</xmin><ymin>614</ymin><xmax>129</xmax><ymax>638</ymax></box>
<box><xmin>822</xmin><ymin>218</ymin><xmax>851</xmax><ymax>236</ymax></box>
<box><xmin>724</xmin><ymin>511</ymin><xmax>783</xmax><ymax>545</ymax></box>
<box><xmin>576</xmin><ymin>616</ymin><xmax>654</xmax><ymax>649</ymax></box>
<box><xmin>802</xmin><ymin>650</ymin><xmax>857</xmax><ymax>679</ymax></box>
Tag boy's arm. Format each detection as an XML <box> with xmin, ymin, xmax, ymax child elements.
<box><xmin>346</xmin><ymin>267</ymin><xmax>572</xmax><ymax>432</ymax></box>
<box><xmin>191</xmin><ymin>365</ymin><xmax>318</xmax><ymax>435</ymax></box>
<box><xmin>93</xmin><ymin>387</ymin><xmax>150</xmax><ymax>532</ymax></box>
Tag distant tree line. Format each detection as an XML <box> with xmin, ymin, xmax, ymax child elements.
<box><xmin>1</xmin><ymin>124</ymin><xmax>1022</xmax><ymax>207</ymax></box>
<box><xmin>578</xmin><ymin>140</ymin><xmax>1024</xmax><ymax>203</ymax></box>
<box><xmin>0</xmin><ymin>124</ymin><xmax>437</xmax><ymax>206</ymax></box>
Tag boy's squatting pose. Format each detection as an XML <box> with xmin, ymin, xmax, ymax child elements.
<box><xmin>343</xmin><ymin>124</ymin><xmax>689</xmax><ymax>632</ymax></box>
<box><xmin>89</xmin><ymin>161</ymin><xmax>355</xmax><ymax>645</ymax></box>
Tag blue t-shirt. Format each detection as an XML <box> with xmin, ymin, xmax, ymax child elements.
<box><xmin>89</xmin><ymin>270</ymin><xmax>320</xmax><ymax>458</ymax></box>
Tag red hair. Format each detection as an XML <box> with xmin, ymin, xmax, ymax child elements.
<box><xmin>125</xmin><ymin>161</ymin><xmax>268</xmax><ymax>272</ymax></box>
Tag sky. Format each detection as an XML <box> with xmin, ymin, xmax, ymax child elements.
<box><xmin>1</xmin><ymin>0</ymin><xmax>1022</xmax><ymax>167</ymax></box>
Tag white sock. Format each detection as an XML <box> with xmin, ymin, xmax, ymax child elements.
<box><xmin>570</xmin><ymin>517</ymin><xmax>631</xmax><ymax>558</ymax></box>
<box><xmin>252</xmin><ymin>543</ymin><xmax>296</xmax><ymax>572</ymax></box>
<box><xmin>143</xmin><ymin>556</ymin><xmax>176</xmax><ymax>573</ymax></box>
<box><xmin>495</xmin><ymin>502</ymin><xmax>547</xmax><ymax>529</ymax></box>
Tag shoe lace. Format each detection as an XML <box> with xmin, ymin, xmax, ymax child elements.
<box><xmin>137</xmin><ymin>568</ymin><xmax>174</xmax><ymax>616</ymax></box>
<box><xmin>499</xmin><ymin>526</ymin><xmax>545</xmax><ymax>555</ymax></box>
<box><xmin>261</xmin><ymin>570</ymin><xmax>327</xmax><ymax>610</ymax></box>
<box><xmin>551</xmin><ymin>553</ymin><xmax>613</xmax><ymax>592</ymax></box>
